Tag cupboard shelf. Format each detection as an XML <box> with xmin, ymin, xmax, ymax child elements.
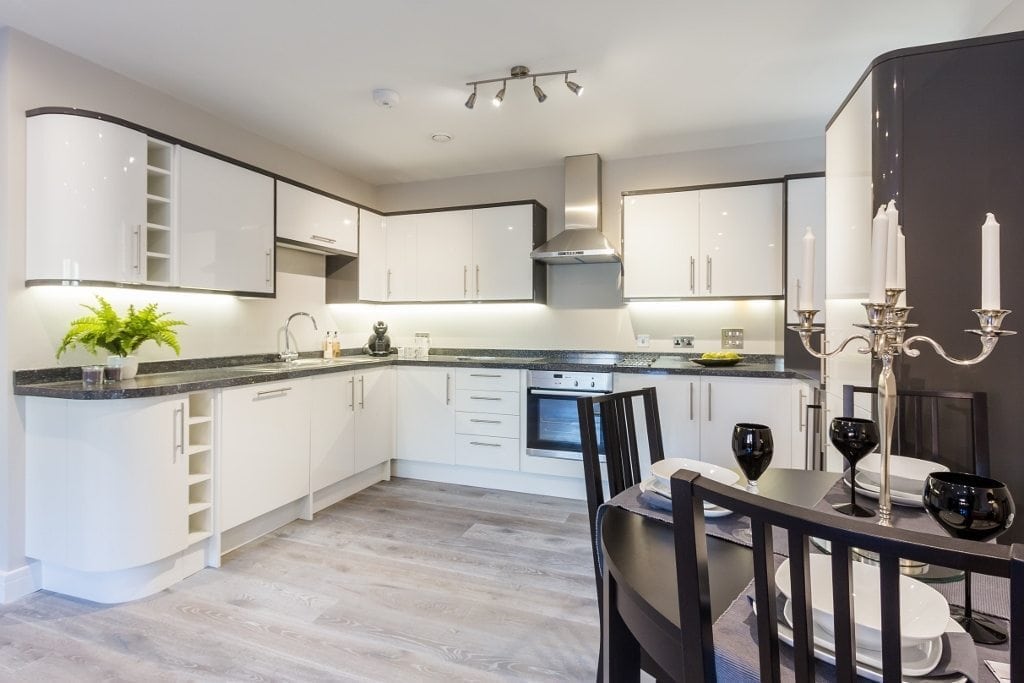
<box><xmin>146</xmin><ymin>194</ymin><xmax>170</xmax><ymax>204</ymax></box>
<box><xmin>146</xmin><ymin>223</ymin><xmax>171</xmax><ymax>231</ymax></box>
<box><xmin>146</xmin><ymin>252</ymin><xmax>170</xmax><ymax>259</ymax></box>
<box><xmin>187</xmin><ymin>531</ymin><xmax>212</xmax><ymax>545</ymax></box>
<box><xmin>187</xmin><ymin>473</ymin><xmax>212</xmax><ymax>486</ymax></box>
<box><xmin>187</xmin><ymin>502</ymin><xmax>211</xmax><ymax>515</ymax></box>
<box><xmin>188</xmin><ymin>416</ymin><xmax>212</xmax><ymax>426</ymax></box>
<box><xmin>185</xmin><ymin>444</ymin><xmax>211</xmax><ymax>456</ymax></box>
<box><xmin>146</xmin><ymin>165</ymin><xmax>170</xmax><ymax>176</ymax></box>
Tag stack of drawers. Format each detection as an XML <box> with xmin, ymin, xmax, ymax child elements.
<box><xmin>454</xmin><ymin>368</ymin><xmax>520</xmax><ymax>470</ymax></box>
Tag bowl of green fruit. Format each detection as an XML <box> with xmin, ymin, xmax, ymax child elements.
<box><xmin>690</xmin><ymin>351</ymin><xmax>744</xmax><ymax>367</ymax></box>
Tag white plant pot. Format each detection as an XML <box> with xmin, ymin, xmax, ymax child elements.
<box><xmin>107</xmin><ymin>355</ymin><xmax>139</xmax><ymax>380</ymax></box>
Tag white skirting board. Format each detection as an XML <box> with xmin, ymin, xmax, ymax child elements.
<box><xmin>392</xmin><ymin>460</ymin><xmax>587</xmax><ymax>500</ymax></box>
<box><xmin>0</xmin><ymin>561</ymin><xmax>41</xmax><ymax>604</ymax></box>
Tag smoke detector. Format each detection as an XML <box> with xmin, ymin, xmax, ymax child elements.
<box><xmin>372</xmin><ymin>88</ymin><xmax>400</xmax><ymax>109</ymax></box>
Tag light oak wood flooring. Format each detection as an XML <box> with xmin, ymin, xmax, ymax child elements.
<box><xmin>0</xmin><ymin>478</ymin><xmax>599</xmax><ymax>681</ymax></box>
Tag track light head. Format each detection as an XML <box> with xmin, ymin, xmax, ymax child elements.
<box><xmin>465</xmin><ymin>86</ymin><xmax>477</xmax><ymax>109</ymax></box>
<box><xmin>533</xmin><ymin>78</ymin><xmax>547</xmax><ymax>103</ymax></box>
<box><xmin>492</xmin><ymin>81</ymin><xmax>506</xmax><ymax>107</ymax></box>
<box><xmin>565</xmin><ymin>74</ymin><xmax>583</xmax><ymax>96</ymax></box>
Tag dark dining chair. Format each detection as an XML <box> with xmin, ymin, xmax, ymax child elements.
<box><xmin>669</xmin><ymin>469</ymin><xmax>1024</xmax><ymax>682</ymax></box>
<box><xmin>578</xmin><ymin>387</ymin><xmax>666</xmax><ymax>681</ymax></box>
<box><xmin>842</xmin><ymin>384</ymin><xmax>989</xmax><ymax>476</ymax></box>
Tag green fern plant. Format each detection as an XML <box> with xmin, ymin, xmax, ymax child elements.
<box><xmin>56</xmin><ymin>296</ymin><xmax>185</xmax><ymax>358</ymax></box>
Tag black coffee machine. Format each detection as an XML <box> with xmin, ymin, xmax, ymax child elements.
<box><xmin>363</xmin><ymin>321</ymin><xmax>393</xmax><ymax>356</ymax></box>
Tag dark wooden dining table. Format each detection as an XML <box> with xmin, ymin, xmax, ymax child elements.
<box><xmin>599</xmin><ymin>468</ymin><xmax>842</xmax><ymax>681</ymax></box>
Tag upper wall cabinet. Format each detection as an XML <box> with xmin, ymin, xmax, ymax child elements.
<box><xmin>26</xmin><ymin>113</ymin><xmax>175</xmax><ymax>286</ymax></box>
<box><xmin>178</xmin><ymin>148</ymin><xmax>275</xmax><ymax>295</ymax></box>
<box><xmin>622</xmin><ymin>182</ymin><xmax>784</xmax><ymax>299</ymax></box>
<box><xmin>357</xmin><ymin>209</ymin><xmax>387</xmax><ymax>302</ymax></box>
<box><xmin>472</xmin><ymin>204</ymin><xmax>538</xmax><ymax>300</ymax></box>
<box><xmin>785</xmin><ymin>176</ymin><xmax>826</xmax><ymax>322</ymax></box>
<box><xmin>275</xmin><ymin>181</ymin><xmax>358</xmax><ymax>255</ymax></box>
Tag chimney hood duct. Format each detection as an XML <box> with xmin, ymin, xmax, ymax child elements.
<box><xmin>531</xmin><ymin>154</ymin><xmax>620</xmax><ymax>264</ymax></box>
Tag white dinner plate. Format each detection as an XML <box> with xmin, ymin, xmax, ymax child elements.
<box><xmin>769</xmin><ymin>600</ymin><xmax>955</xmax><ymax>681</ymax></box>
<box><xmin>651</xmin><ymin>458</ymin><xmax>740</xmax><ymax>488</ymax></box>
<box><xmin>856</xmin><ymin>453</ymin><xmax>949</xmax><ymax>494</ymax></box>
<box><xmin>637</xmin><ymin>478</ymin><xmax>734</xmax><ymax>518</ymax></box>
<box><xmin>844</xmin><ymin>471</ymin><xmax>926</xmax><ymax>508</ymax></box>
<box><xmin>775</xmin><ymin>554</ymin><xmax>949</xmax><ymax>651</ymax></box>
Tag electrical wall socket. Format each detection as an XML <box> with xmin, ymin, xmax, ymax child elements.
<box><xmin>635</xmin><ymin>334</ymin><xmax>651</xmax><ymax>348</ymax></box>
<box><xmin>721</xmin><ymin>328</ymin><xmax>744</xmax><ymax>349</ymax></box>
<box><xmin>673</xmin><ymin>335</ymin><xmax>694</xmax><ymax>348</ymax></box>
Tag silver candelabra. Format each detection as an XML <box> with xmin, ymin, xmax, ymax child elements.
<box><xmin>788</xmin><ymin>290</ymin><xmax>1014</xmax><ymax>525</ymax></box>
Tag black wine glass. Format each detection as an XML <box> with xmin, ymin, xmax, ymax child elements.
<box><xmin>732</xmin><ymin>423</ymin><xmax>773</xmax><ymax>493</ymax></box>
<box><xmin>829</xmin><ymin>417</ymin><xmax>879</xmax><ymax>517</ymax></box>
<box><xmin>923</xmin><ymin>471</ymin><xmax>1015</xmax><ymax>644</ymax></box>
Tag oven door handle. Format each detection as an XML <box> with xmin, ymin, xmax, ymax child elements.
<box><xmin>529</xmin><ymin>388</ymin><xmax>608</xmax><ymax>398</ymax></box>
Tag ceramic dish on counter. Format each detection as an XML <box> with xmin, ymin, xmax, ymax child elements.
<box><xmin>775</xmin><ymin>554</ymin><xmax>949</xmax><ymax>652</ymax></box>
<box><xmin>689</xmin><ymin>357</ymin><xmax>744</xmax><ymax>367</ymax></box>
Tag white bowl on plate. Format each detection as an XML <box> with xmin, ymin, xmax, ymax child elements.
<box><xmin>651</xmin><ymin>458</ymin><xmax>740</xmax><ymax>488</ymax></box>
<box><xmin>856</xmin><ymin>453</ymin><xmax>949</xmax><ymax>494</ymax></box>
<box><xmin>775</xmin><ymin>554</ymin><xmax>949</xmax><ymax>651</ymax></box>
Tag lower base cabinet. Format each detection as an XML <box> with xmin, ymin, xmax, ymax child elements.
<box><xmin>353</xmin><ymin>368</ymin><xmax>395</xmax><ymax>473</ymax></box>
<box><xmin>221</xmin><ymin>379</ymin><xmax>311</xmax><ymax>530</ymax></box>
<box><xmin>396</xmin><ymin>367</ymin><xmax>455</xmax><ymax>463</ymax></box>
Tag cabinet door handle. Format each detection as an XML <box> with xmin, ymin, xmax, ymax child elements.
<box><xmin>359</xmin><ymin>375</ymin><xmax>365</xmax><ymax>409</ymax></box>
<box><xmin>798</xmin><ymin>389</ymin><xmax>807</xmax><ymax>431</ymax></box>
<box><xmin>134</xmin><ymin>224</ymin><xmax>144</xmax><ymax>276</ymax></box>
<box><xmin>446</xmin><ymin>373</ymin><xmax>451</xmax><ymax>405</ymax></box>
<box><xmin>475</xmin><ymin>265</ymin><xmax>480</xmax><ymax>297</ymax></box>
<box><xmin>706</xmin><ymin>255</ymin><xmax>712</xmax><ymax>293</ymax></box>
<box><xmin>707</xmin><ymin>383</ymin><xmax>712</xmax><ymax>421</ymax></box>
<box><xmin>464</xmin><ymin>266</ymin><xmax>468</xmax><ymax>297</ymax></box>
<box><xmin>173</xmin><ymin>403</ymin><xmax>185</xmax><ymax>462</ymax></box>
<box><xmin>470</xmin><ymin>373</ymin><xmax>502</xmax><ymax>378</ymax></box>
<box><xmin>689</xmin><ymin>257</ymin><xmax>695</xmax><ymax>293</ymax></box>
<box><xmin>470</xmin><ymin>418</ymin><xmax>502</xmax><ymax>424</ymax></box>
<box><xmin>689</xmin><ymin>382</ymin><xmax>694</xmax><ymax>421</ymax></box>
<box><xmin>470</xmin><ymin>441</ymin><xmax>502</xmax><ymax>448</ymax></box>
<box><xmin>256</xmin><ymin>387</ymin><xmax>291</xmax><ymax>398</ymax></box>
<box><xmin>470</xmin><ymin>395</ymin><xmax>502</xmax><ymax>401</ymax></box>
<box><xmin>310</xmin><ymin>234</ymin><xmax>336</xmax><ymax>244</ymax></box>
<box><xmin>265</xmin><ymin>250</ymin><xmax>272</xmax><ymax>284</ymax></box>
<box><xmin>387</xmin><ymin>269</ymin><xmax>392</xmax><ymax>298</ymax></box>
<box><xmin>349</xmin><ymin>377</ymin><xmax>355</xmax><ymax>410</ymax></box>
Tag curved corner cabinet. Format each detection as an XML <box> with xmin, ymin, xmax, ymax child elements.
<box><xmin>26</xmin><ymin>110</ymin><xmax>275</xmax><ymax>296</ymax></box>
<box><xmin>25</xmin><ymin>392</ymin><xmax>217</xmax><ymax>604</ymax></box>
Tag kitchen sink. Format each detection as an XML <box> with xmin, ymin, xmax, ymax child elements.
<box><xmin>229</xmin><ymin>357</ymin><xmax>382</xmax><ymax>373</ymax></box>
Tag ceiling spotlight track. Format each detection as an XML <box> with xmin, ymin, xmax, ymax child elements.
<box><xmin>465</xmin><ymin>65</ymin><xmax>581</xmax><ymax>107</ymax></box>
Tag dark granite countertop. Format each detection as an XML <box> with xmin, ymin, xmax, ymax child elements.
<box><xmin>14</xmin><ymin>349</ymin><xmax>815</xmax><ymax>400</ymax></box>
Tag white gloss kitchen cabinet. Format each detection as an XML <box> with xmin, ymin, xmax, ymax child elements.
<box><xmin>275</xmin><ymin>180</ymin><xmax>358</xmax><ymax>255</ymax></box>
<box><xmin>384</xmin><ymin>213</ymin><xmax>419</xmax><ymax>302</ymax></box>
<box><xmin>26</xmin><ymin>112</ymin><xmax>176</xmax><ymax>286</ymax></box>
<box><xmin>786</xmin><ymin>175</ymin><xmax>827</xmax><ymax>322</ymax></box>
<box><xmin>471</xmin><ymin>204</ymin><xmax>538</xmax><ymax>300</ymax></box>
<box><xmin>220</xmin><ymin>380</ymin><xmax>311</xmax><ymax>530</ymax></box>
<box><xmin>453</xmin><ymin>367</ymin><xmax>521</xmax><ymax>470</ymax></box>
<box><xmin>358</xmin><ymin>209</ymin><xmax>388</xmax><ymax>301</ymax></box>
<box><xmin>178</xmin><ymin>147</ymin><xmax>275</xmax><ymax>294</ymax></box>
<box><xmin>622</xmin><ymin>182</ymin><xmax>783</xmax><ymax>299</ymax></box>
<box><xmin>25</xmin><ymin>393</ymin><xmax>217</xmax><ymax>603</ymax></box>
<box><xmin>395</xmin><ymin>367</ymin><xmax>455</xmax><ymax>464</ymax></box>
<box><xmin>415</xmin><ymin>210</ymin><xmax>474</xmax><ymax>301</ymax></box>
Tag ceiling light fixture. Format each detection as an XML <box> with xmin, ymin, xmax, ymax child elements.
<box><xmin>466</xmin><ymin>65</ymin><xmax>581</xmax><ymax>108</ymax></box>
<box><xmin>532</xmin><ymin>78</ymin><xmax>547</xmax><ymax>103</ymax></box>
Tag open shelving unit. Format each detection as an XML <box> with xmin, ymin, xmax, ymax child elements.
<box><xmin>145</xmin><ymin>138</ymin><xmax>175</xmax><ymax>285</ymax></box>
<box><xmin>185</xmin><ymin>392</ymin><xmax>214</xmax><ymax>547</ymax></box>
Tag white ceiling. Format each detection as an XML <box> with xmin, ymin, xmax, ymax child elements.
<box><xmin>0</xmin><ymin>1</ymin><xmax>1010</xmax><ymax>185</ymax></box>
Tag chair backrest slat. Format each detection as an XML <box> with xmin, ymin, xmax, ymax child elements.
<box><xmin>672</xmin><ymin>466</ymin><xmax>715</xmax><ymax>681</ymax></box>
<box><xmin>787</xmin><ymin>530</ymin><xmax>815</xmax><ymax>681</ymax></box>
<box><xmin>750</xmin><ymin>520</ymin><xmax>781</xmax><ymax>682</ymax></box>
<box><xmin>829</xmin><ymin>542</ymin><xmax>857</xmax><ymax>683</ymax></box>
<box><xmin>879</xmin><ymin>555</ymin><xmax>903</xmax><ymax>681</ymax></box>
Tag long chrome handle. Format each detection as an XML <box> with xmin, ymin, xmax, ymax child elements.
<box><xmin>470</xmin><ymin>441</ymin><xmax>502</xmax><ymax>448</ymax></box>
<box><xmin>349</xmin><ymin>377</ymin><xmax>355</xmax><ymax>410</ymax></box>
<box><xmin>387</xmin><ymin>269</ymin><xmax>392</xmax><ymax>298</ymax></box>
<box><xmin>689</xmin><ymin>382</ymin><xmax>694</xmax><ymax>421</ymax></box>
<box><xmin>689</xmin><ymin>257</ymin><xmax>695</xmax><ymax>293</ymax></box>
<box><xmin>798</xmin><ymin>389</ymin><xmax>807</xmax><ymax>431</ymax></box>
<box><xmin>310</xmin><ymin>234</ymin><xmax>336</xmax><ymax>244</ymax></box>
<box><xmin>706</xmin><ymin>256</ymin><xmax>712</xmax><ymax>293</ymax></box>
<box><xmin>173</xmin><ymin>403</ymin><xmax>184</xmax><ymax>462</ymax></box>
<box><xmin>475</xmin><ymin>265</ymin><xmax>480</xmax><ymax>297</ymax></box>
<box><xmin>359</xmin><ymin>375</ymin><xmax>365</xmax><ymax>408</ymax></box>
<box><xmin>256</xmin><ymin>387</ymin><xmax>291</xmax><ymax>398</ymax></box>
<box><xmin>134</xmin><ymin>224</ymin><xmax>144</xmax><ymax>275</ymax></box>
<box><xmin>530</xmin><ymin>389</ymin><xmax>603</xmax><ymax>398</ymax></box>
<box><xmin>470</xmin><ymin>418</ymin><xmax>502</xmax><ymax>424</ymax></box>
<box><xmin>470</xmin><ymin>395</ymin><xmax>502</xmax><ymax>401</ymax></box>
<box><xmin>265</xmin><ymin>250</ymin><xmax>272</xmax><ymax>284</ymax></box>
<box><xmin>707</xmin><ymin>383</ymin><xmax>712</xmax><ymax>421</ymax></box>
<box><xmin>464</xmin><ymin>265</ymin><xmax>468</xmax><ymax>297</ymax></box>
<box><xmin>470</xmin><ymin>373</ymin><xmax>503</xmax><ymax>378</ymax></box>
<box><xmin>446</xmin><ymin>373</ymin><xmax>451</xmax><ymax>405</ymax></box>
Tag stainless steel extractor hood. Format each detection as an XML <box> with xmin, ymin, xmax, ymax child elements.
<box><xmin>531</xmin><ymin>154</ymin><xmax>621</xmax><ymax>264</ymax></box>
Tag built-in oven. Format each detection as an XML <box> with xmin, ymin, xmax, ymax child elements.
<box><xmin>525</xmin><ymin>370</ymin><xmax>613</xmax><ymax>461</ymax></box>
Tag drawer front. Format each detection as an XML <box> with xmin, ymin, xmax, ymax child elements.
<box><xmin>455</xmin><ymin>434</ymin><xmax>519</xmax><ymax>471</ymax></box>
<box><xmin>455</xmin><ymin>368</ymin><xmax>520</xmax><ymax>392</ymax></box>
<box><xmin>455</xmin><ymin>411</ymin><xmax>520</xmax><ymax>439</ymax></box>
<box><xmin>455</xmin><ymin>389</ymin><xmax>519</xmax><ymax>415</ymax></box>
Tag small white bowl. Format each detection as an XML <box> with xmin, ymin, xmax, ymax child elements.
<box><xmin>650</xmin><ymin>458</ymin><xmax>740</xmax><ymax>488</ymax></box>
<box><xmin>856</xmin><ymin>453</ymin><xmax>949</xmax><ymax>494</ymax></box>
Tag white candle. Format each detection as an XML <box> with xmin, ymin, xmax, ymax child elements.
<box><xmin>896</xmin><ymin>226</ymin><xmax>907</xmax><ymax>307</ymax></box>
<box><xmin>799</xmin><ymin>226</ymin><xmax>815</xmax><ymax>309</ymax></box>
<box><xmin>869</xmin><ymin>205</ymin><xmax>888</xmax><ymax>303</ymax></box>
<box><xmin>885</xmin><ymin>200</ymin><xmax>899</xmax><ymax>288</ymax></box>
<box><xmin>981</xmin><ymin>212</ymin><xmax>1001</xmax><ymax>310</ymax></box>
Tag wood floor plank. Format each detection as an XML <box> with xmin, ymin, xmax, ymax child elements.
<box><xmin>0</xmin><ymin>477</ymin><xmax>600</xmax><ymax>681</ymax></box>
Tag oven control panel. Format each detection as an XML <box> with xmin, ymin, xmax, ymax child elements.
<box><xmin>527</xmin><ymin>370</ymin><xmax>613</xmax><ymax>392</ymax></box>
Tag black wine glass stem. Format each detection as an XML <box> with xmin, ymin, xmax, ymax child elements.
<box><xmin>963</xmin><ymin>569</ymin><xmax>973</xmax><ymax>621</ymax></box>
<box><xmin>849</xmin><ymin>465</ymin><xmax>856</xmax><ymax>507</ymax></box>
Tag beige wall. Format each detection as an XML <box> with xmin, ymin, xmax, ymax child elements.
<box><xmin>981</xmin><ymin>0</ymin><xmax>1024</xmax><ymax>33</ymax></box>
<box><xmin>361</xmin><ymin>138</ymin><xmax>823</xmax><ymax>353</ymax></box>
<box><xmin>0</xmin><ymin>28</ymin><xmax>375</xmax><ymax>580</ymax></box>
